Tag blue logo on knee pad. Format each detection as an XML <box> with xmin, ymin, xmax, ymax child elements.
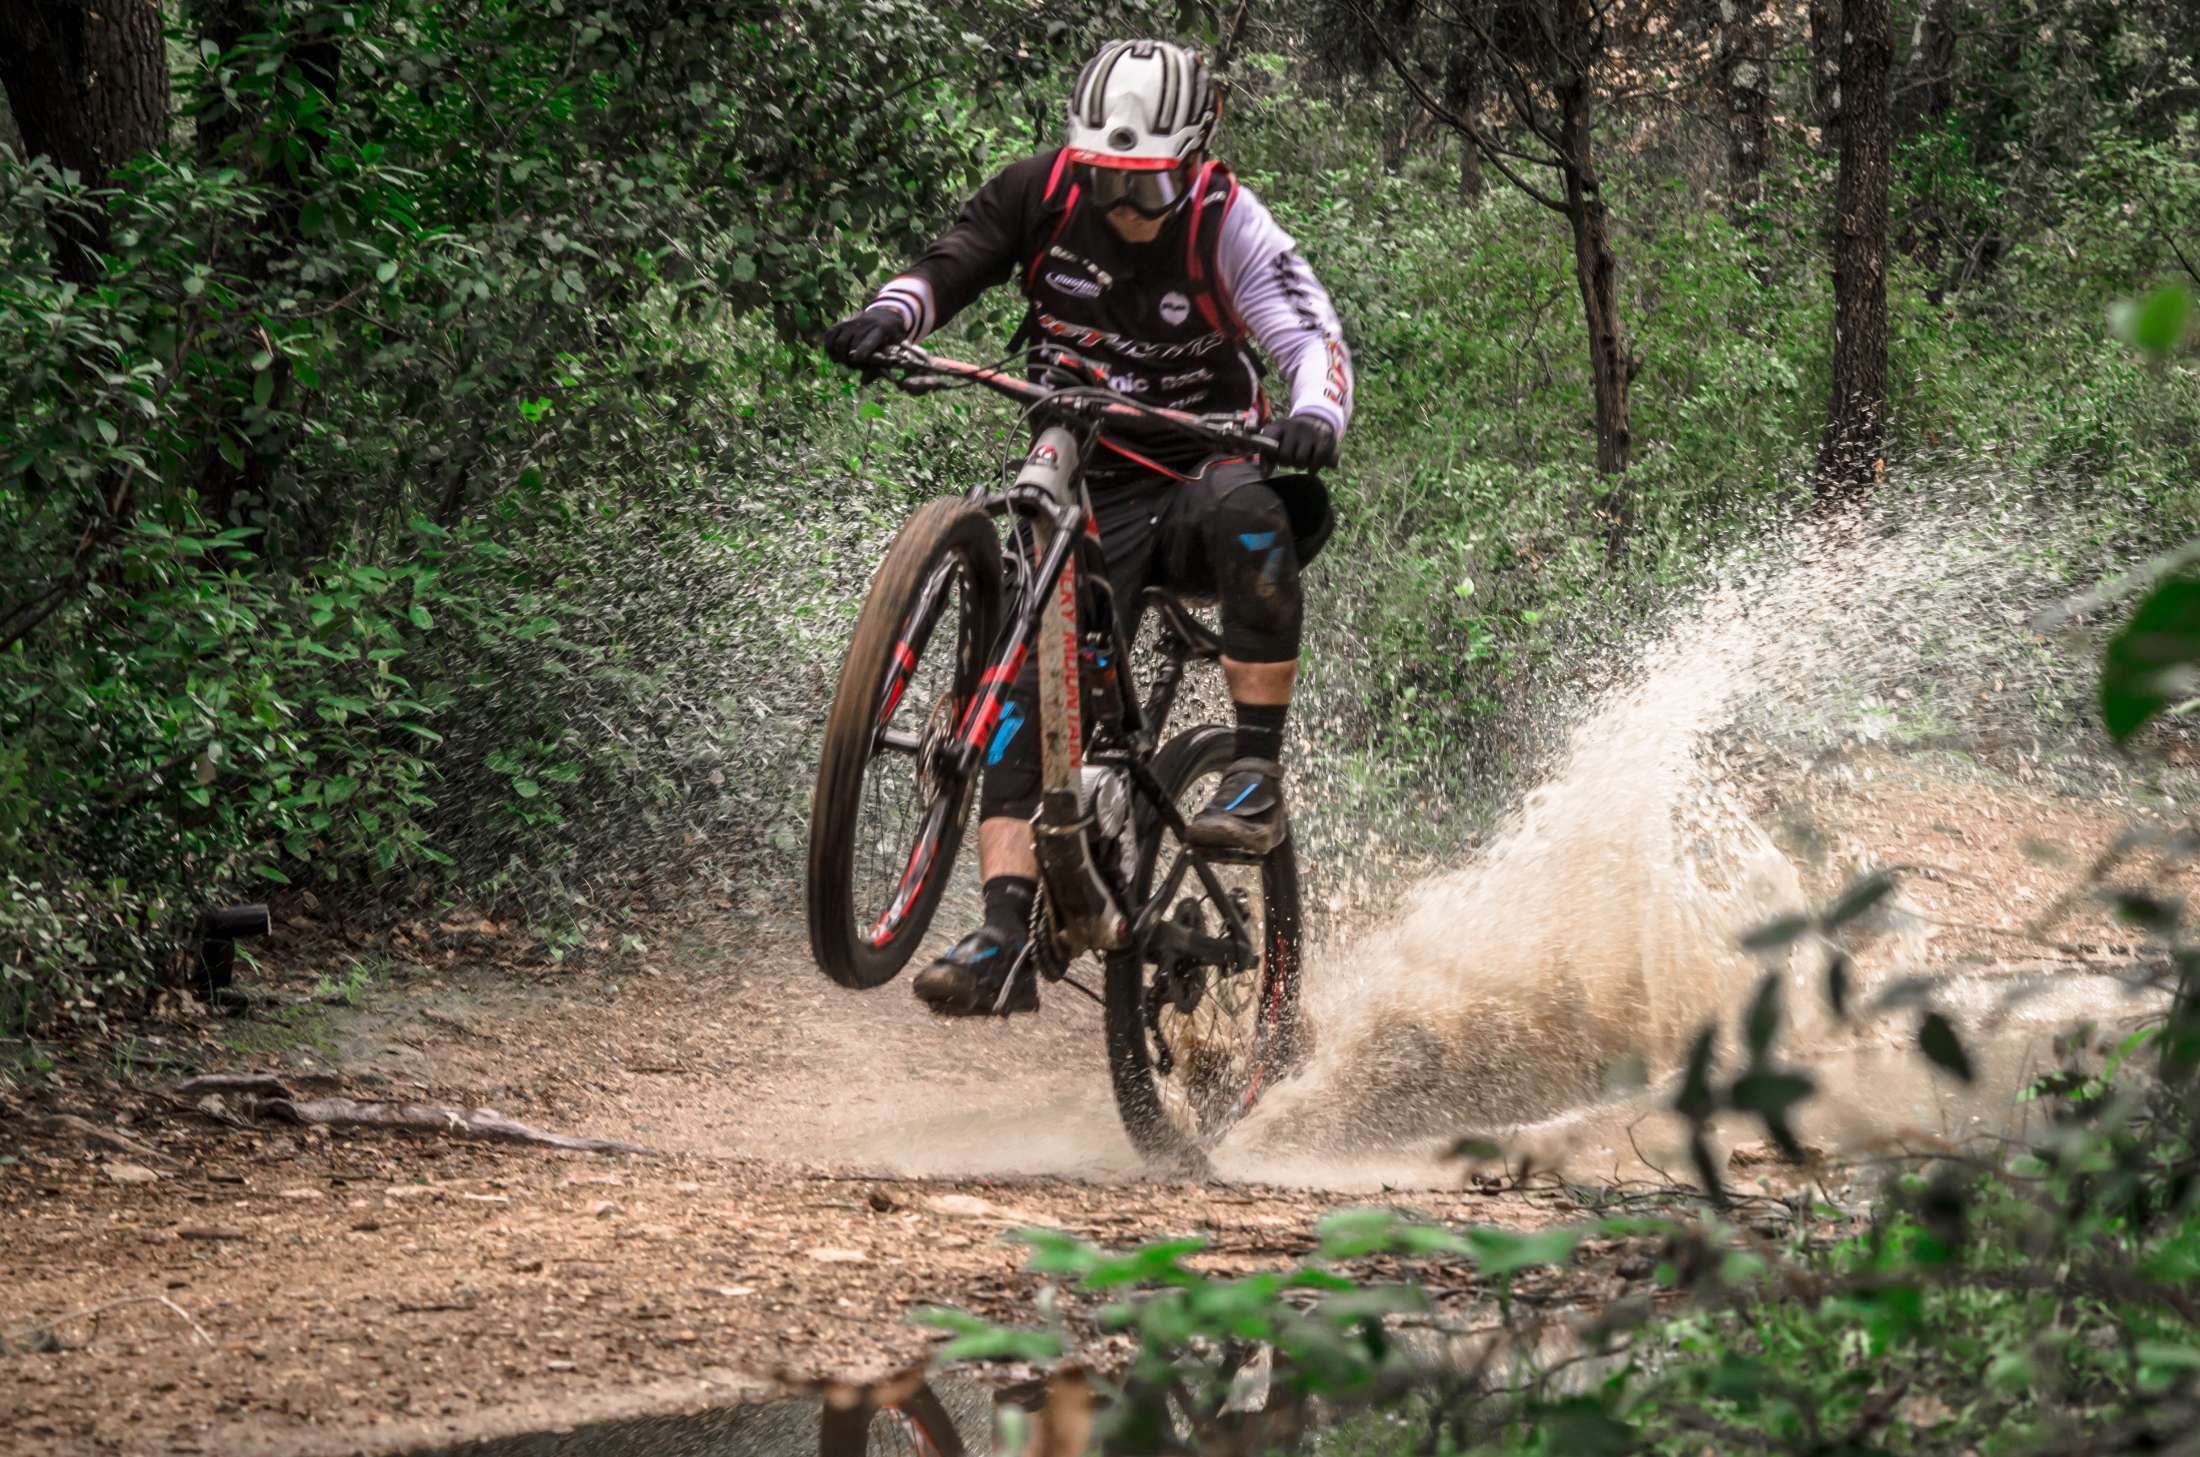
<box><xmin>1237</xmin><ymin>530</ymin><xmax>1277</xmax><ymax>552</ymax></box>
<box><xmin>985</xmin><ymin>702</ymin><xmax>1025</xmax><ymax>765</ymax></box>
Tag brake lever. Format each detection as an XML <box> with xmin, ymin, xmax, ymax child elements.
<box><xmin>1195</xmin><ymin>415</ymin><xmax>1283</xmax><ymax>460</ymax></box>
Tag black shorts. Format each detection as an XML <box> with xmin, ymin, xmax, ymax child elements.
<box><xmin>979</xmin><ymin>454</ymin><xmax>1303</xmax><ymax>821</ymax></box>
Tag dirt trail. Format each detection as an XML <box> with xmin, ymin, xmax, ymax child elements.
<box><xmin>5</xmin><ymin>739</ymin><xmax>2181</xmax><ymax>1457</ymax></box>
<box><xmin>8</xmin><ymin>513</ymin><xmax>2194</xmax><ymax>1455</ymax></box>
<box><xmin>2</xmin><ymin>907</ymin><xmax>1578</xmax><ymax>1457</ymax></box>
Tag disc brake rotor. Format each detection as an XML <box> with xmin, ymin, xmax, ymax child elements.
<box><xmin>912</xmin><ymin>687</ymin><xmax>959</xmax><ymax>800</ymax></box>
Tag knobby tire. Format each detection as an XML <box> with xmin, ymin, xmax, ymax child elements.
<box><xmin>808</xmin><ymin>499</ymin><xmax>1003</xmax><ymax>989</ymax></box>
<box><xmin>1104</xmin><ymin>724</ymin><xmax>1304</xmax><ymax>1162</ymax></box>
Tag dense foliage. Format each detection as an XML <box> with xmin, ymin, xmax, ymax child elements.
<box><xmin>3</xmin><ymin>0</ymin><xmax>2196</xmax><ymax>1031</ymax></box>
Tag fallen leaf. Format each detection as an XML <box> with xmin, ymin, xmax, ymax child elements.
<box><xmin>807</xmin><ymin>1247</ymin><xmax>868</xmax><ymax>1263</ymax></box>
<box><xmin>103</xmin><ymin>1162</ymin><xmax>160</xmax><ymax>1185</ymax></box>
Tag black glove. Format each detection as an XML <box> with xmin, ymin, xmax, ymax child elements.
<box><xmin>1272</xmin><ymin>413</ymin><xmax>1339</xmax><ymax>470</ymax></box>
<box><xmin>823</xmin><ymin>307</ymin><xmax>907</xmax><ymax>369</ymax></box>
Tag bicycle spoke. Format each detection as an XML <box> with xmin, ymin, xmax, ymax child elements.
<box><xmin>1146</xmin><ymin>765</ymin><xmax>1270</xmax><ymax>1143</ymax></box>
<box><xmin>847</xmin><ymin>560</ymin><xmax>974</xmax><ymax>940</ymax></box>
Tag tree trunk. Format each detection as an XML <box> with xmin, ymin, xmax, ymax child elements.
<box><xmin>1381</xmin><ymin>106</ymin><xmax>1433</xmax><ymax>173</ymax></box>
<box><xmin>0</xmin><ymin>0</ymin><xmax>171</xmax><ymax>276</ymax></box>
<box><xmin>1807</xmin><ymin>0</ymin><xmax>1843</xmax><ymax>156</ymax></box>
<box><xmin>1557</xmin><ymin>61</ymin><xmax>1632</xmax><ymax>554</ymax></box>
<box><xmin>1895</xmin><ymin>0</ymin><xmax>1958</xmax><ymax>139</ymax></box>
<box><xmin>1816</xmin><ymin>0</ymin><xmax>1891</xmax><ymax>506</ymax></box>
<box><xmin>1443</xmin><ymin>11</ymin><xmax>1486</xmax><ymax>202</ymax></box>
<box><xmin>1715</xmin><ymin>0</ymin><xmax>1773</xmax><ymax>220</ymax></box>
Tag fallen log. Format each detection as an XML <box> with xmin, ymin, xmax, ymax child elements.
<box><xmin>256</xmin><ymin>1096</ymin><xmax>652</xmax><ymax>1155</ymax></box>
<box><xmin>174</xmin><ymin>1073</ymin><xmax>297</xmax><ymax>1098</ymax></box>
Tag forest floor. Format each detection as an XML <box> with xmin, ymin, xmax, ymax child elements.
<box><xmin>2</xmin><ymin>742</ymin><xmax>2189</xmax><ymax>1456</ymax></box>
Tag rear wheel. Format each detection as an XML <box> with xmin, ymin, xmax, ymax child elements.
<box><xmin>1105</xmin><ymin>725</ymin><xmax>1303</xmax><ymax>1162</ymax></box>
<box><xmin>808</xmin><ymin>499</ymin><xmax>1003</xmax><ymax>989</ymax></box>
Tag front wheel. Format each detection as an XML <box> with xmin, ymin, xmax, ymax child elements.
<box><xmin>1105</xmin><ymin>725</ymin><xmax>1304</xmax><ymax>1163</ymax></box>
<box><xmin>808</xmin><ymin>499</ymin><xmax>1004</xmax><ymax>989</ymax></box>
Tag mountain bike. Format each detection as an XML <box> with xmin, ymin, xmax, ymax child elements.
<box><xmin>805</xmin><ymin>343</ymin><xmax>1324</xmax><ymax>1162</ymax></box>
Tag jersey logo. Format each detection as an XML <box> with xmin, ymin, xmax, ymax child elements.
<box><xmin>1159</xmin><ymin>291</ymin><xmax>1190</xmax><ymax>326</ymax></box>
<box><xmin>1044</xmin><ymin>270</ymin><xmax>1103</xmax><ymax>299</ymax></box>
<box><xmin>1048</xmin><ymin>245</ymin><xmax>1113</xmax><ymax>289</ymax></box>
<box><xmin>1322</xmin><ymin>338</ymin><xmax>1350</xmax><ymax>407</ymax></box>
<box><xmin>1034</xmin><ymin>312</ymin><xmax>1227</xmax><ymax>362</ymax></box>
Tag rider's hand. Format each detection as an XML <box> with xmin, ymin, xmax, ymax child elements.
<box><xmin>824</xmin><ymin>307</ymin><xmax>908</xmax><ymax>369</ymax></box>
<box><xmin>1272</xmin><ymin>413</ymin><xmax>1339</xmax><ymax>471</ymax></box>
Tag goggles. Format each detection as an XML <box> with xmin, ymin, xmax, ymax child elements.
<box><xmin>1073</xmin><ymin>154</ymin><xmax>1197</xmax><ymax>219</ymax></box>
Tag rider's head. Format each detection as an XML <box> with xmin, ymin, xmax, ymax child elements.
<box><xmin>1066</xmin><ymin>40</ymin><xmax>1220</xmax><ymax>244</ymax></box>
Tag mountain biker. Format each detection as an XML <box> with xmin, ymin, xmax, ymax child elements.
<box><xmin>824</xmin><ymin>38</ymin><xmax>1356</xmax><ymax>1015</ymax></box>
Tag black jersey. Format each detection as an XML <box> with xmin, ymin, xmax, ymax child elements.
<box><xmin>869</xmin><ymin>150</ymin><xmax>1354</xmax><ymax>473</ymax></box>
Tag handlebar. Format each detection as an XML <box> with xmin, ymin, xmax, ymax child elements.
<box><xmin>873</xmin><ymin>343</ymin><xmax>1286</xmax><ymax>463</ymax></box>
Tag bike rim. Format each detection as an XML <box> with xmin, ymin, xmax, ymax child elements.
<box><xmin>852</xmin><ymin>556</ymin><xmax>979</xmax><ymax>949</ymax></box>
<box><xmin>1145</xmin><ymin>767</ymin><xmax>1286</xmax><ymax>1144</ymax></box>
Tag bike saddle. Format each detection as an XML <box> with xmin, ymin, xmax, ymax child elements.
<box><xmin>1141</xmin><ymin>587</ymin><xmax>1224</xmax><ymax>660</ymax></box>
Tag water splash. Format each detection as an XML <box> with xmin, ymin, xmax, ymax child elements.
<box><xmin>1241</xmin><ymin>495</ymin><xmax>2099</xmax><ymax>1162</ymax></box>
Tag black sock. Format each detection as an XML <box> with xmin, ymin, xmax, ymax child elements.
<box><xmin>1234</xmin><ymin>701</ymin><xmax>1289</xmax><ymax>764</ymax></box>
<box><xmin>983</xmin><ymin>875</ymin><xmax>1038</xmax><ymax>938</ymax></box>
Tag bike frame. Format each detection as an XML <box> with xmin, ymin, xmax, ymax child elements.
<box><xmin>869</xmin><ymin>346</ymin><xmax>1275</xmax><ymax>976</ymax></box>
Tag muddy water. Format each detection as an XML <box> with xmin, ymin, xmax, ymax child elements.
<box><xmin>1221</xmin><ymin>506</ymin><xmax>2153</xmax><ymax>1182</ymax></box>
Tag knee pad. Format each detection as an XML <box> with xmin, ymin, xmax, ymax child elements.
<box><xmin>976</xmin><ymin>679</ymin><xmax>1042</xmax><ymax>821</ymax></box>
<box><xmin>1208</xmin><ymin>483</ymin><xmax>1303</xmax><ymax>663</ymax></box>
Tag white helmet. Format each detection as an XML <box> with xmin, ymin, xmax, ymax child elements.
<box><xmin>1066</xmin><ymin>40</ymin><xmax>1220</xmax><ymax>217</ymax></box>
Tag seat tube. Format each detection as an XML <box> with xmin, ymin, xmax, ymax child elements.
<box><xmin>1021</xmin><ymin>426</ymin><xmax>1084</xmax><ymax>803</ymax></box>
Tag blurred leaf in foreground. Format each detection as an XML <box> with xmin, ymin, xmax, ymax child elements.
<box><xmin>2101</xmin><ymin>573</ymin><xmax>2200</xmax><ymax>743</ymax></box>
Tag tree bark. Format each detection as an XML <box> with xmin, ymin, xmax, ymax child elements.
<box><xmin>1816</xmin><ymin>0</ymin><xmax>1891</xmax><ymax>506</ymax></box>
<box><xmin>1442</xmin><ymin>10</ymin><xmax>1486</xmax><ymax>201</ymax></box>
<box><xmin>1715</xmin><ymin>0</ymin><xmax>1773</xmax><ymax>220</ymax></box>
<box><xmin>1557</xmin><ymin>49</ymin><xmax>1633</xmax><ymax>552</ymax></box>
<box><xmin>1381</xmin><ymin>105</ymin><xmax>1434</xmax><ymax>173</ymax></box>
<box><xmin>1807</xmin><ymin>0</ymin><xmax>1843</xmax><ymax>156</ymax></box>
<box><xmin>0</xmin><ymin>0</ymin><xmax>171</xmax><ymax>276</ymax></box>
<box><xmin>1895</xmin><ymin>0</ymin><xmax>1957</xmax><ymax>139</ymax></box>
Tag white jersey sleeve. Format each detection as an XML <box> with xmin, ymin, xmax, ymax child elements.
<box><xmin>1214</xmin><ymin>185</ymin><xmax>1355</xmax><ymax>439</ymax></box>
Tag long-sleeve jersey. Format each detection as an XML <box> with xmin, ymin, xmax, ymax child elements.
<box><xmin>867</xmin><ymin>151</ymin><xmax>1355</xmax><ymax>442</ymax></box>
